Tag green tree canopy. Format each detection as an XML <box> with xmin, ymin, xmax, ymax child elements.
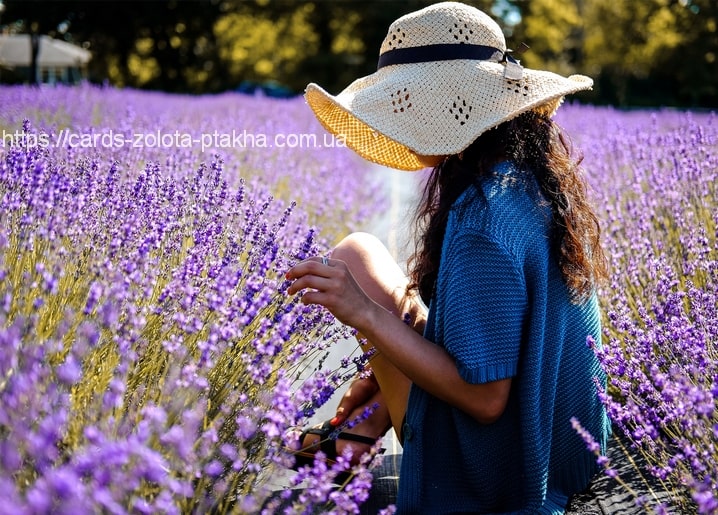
<box><xmin>1</xmin><ymin>0</ymin><xmax>715</xmax><ymax>107</ymax></box>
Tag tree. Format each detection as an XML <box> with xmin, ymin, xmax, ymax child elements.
<box><xmin>660</xmin><ymin>0</ymin><xmax>718</xmax><ymax>106</ymax></box>
<box><xmin>1</xmin><ymin>0</ymin><xmax>715</xmax><ymax>106</ymax></box>
<box><xmin>2</xmin><ymin>0</ymin><xmax>224</xmax><ymax>92</ymax></box>
<box><xmin>581</xmin><ymin>0</ymin><xmax>718</xmax><ymax>106</ymax></box>
<box><xmin>509</xmin><ymin>0</ymin><xmax>583</xmax><ymax>76</ymax></box>
<box><xmin>582</xmin><ymin>0</ymin><xmax>686</xmax><ymax>105</ymax></box>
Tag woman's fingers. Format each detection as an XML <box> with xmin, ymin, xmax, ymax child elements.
<box><xmin>286</xmin><ymin>257</ymin><xmax>334</xmax><ymax>294</ymax></box>
<box><xmin>331</xmin><ymin>375</ymin><xmax>381</xmax><ymax>426</ymax></box>
<box><xmin>285</xmin><ymin>256</ymin><xmax>374</xmax><ymax>328</ymax></box>
<box><xmin>285</xmin><ymin>256</ymin><xmax>336</xmax><ymax>279</ymax></box>
<box><xmin>286</xmin><ymin>274</ymin><xmax>332</xmax><ymax>296</ymax></box>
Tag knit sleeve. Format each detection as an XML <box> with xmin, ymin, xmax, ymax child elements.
<box><xmin>440</xmin><ymin>230</ymin><xmax>528</xmax><ymax>384</ymax></box>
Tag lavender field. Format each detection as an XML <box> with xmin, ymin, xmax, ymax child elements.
<box><xmin>556</xmin><ymin>105</ymin><xmax>717</xmax><ymax>514</ymax></box>
<box><xmin>0</xmin><ymin>85</ymin><xmax>716</xmax><ymax>514</ymax></box>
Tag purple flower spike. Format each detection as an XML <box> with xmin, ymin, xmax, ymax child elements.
<box><xmin>557</xmin><ymin>106</ymin><xmax>718</xmax><ymax>514</ymax></box>
<box><xmin>1</xmin><ymin>84</ymin><xmax>386</xmax><ymax>513</ymax></box>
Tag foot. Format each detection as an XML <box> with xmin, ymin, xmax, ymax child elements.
<box><xmin>293</xmin><ymin>391</ymin><xmax>391</xmax><ymax>467</ymax></box>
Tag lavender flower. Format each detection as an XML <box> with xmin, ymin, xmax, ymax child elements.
<box><xmin>0</xmin><ymin>84</ymin><xmax>383</xmax><ymax>513</ymax></box>
<box><xmin>559</xmin><ymin>105</ymin><xmax>718</xmax><ymax>513</ymax></box>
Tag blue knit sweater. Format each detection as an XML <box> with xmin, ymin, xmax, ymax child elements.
<box><xmin>397</xmin><ymin>161</ymin><xmax>610</xmax><ymax>514</ymax></box>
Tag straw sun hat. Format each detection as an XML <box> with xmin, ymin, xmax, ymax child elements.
<box><xmin>305</xmin><ymin>1</ymin><xmax>593</xmax><ymax>171</ymax></box>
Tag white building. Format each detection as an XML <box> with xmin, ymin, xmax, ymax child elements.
<box><xmin>0</xmin><ymin>34</ymin><xmax>91</xmax><ymax>84</ymax></box>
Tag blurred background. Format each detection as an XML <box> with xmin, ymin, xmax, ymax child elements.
<box><xmin>0</xmin><ymin>0</ymin><xmax>715</xmax><ymax>108</ymax></box>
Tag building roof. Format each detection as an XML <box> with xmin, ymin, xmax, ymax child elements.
<box><xmin>0</xmin><ymin>34</ymin><xmax>91</xmax><ymax>68</ymax></box>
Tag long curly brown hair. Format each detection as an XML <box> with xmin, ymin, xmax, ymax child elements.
<box><xmin>407</xmin><ymin>110</ymin><xmax>608</xmax><ymax>305</ymax></box>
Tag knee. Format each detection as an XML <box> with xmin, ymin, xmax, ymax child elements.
<box><xmin>331</xmin><ymin>232</ymin><xmax>386</xmax><ymax>264</ymax></box>
<box><xmin>331</xmin><ymin>232</ymin><xmax>411</xmax><ymax>313</ymax></box>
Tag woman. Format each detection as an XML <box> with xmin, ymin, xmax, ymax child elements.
<box><xmin>285</xmin><ymin>2</ymin><xmax>610</xmax><ymax>513</ymax></box>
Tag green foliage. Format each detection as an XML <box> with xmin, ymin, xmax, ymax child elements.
<box><xmin>511</xmin><ymin>0</ymin><xmax>717</xmax><ymax>106</ymax></box>
<box><xmin>1</xmin><ymin>0</ymin><xmax>715</xmax><ymax>106</ymax></box>
<box><xmin>214</xmin><ymin>3</ymin><xmax>320</xmax><ymax>88</ymax></box>
<box><xmin>512</xmin><ymin>0</ymin><xmax>583</xmax><ymax>77</ymax></box>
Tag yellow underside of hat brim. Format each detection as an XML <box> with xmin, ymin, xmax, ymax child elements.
<box><xmin>306</xmin><ymin>84</ymin><xmax>426</xmax><ymax>171</ymax></box>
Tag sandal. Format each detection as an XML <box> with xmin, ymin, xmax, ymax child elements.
<box><xmin>289</xmin><ymin>420</ymin><xmax>383</xmax><ymax>484</ymax></box>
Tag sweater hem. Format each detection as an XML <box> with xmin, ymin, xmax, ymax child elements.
<box><xmin>459</xmin><ymin>361</ymin><xmax>518</xmax><ymax>383</ymax></box>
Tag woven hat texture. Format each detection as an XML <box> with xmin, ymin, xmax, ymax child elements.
<box><xmin>305</xmin><ymin>1</ymin><xmax>593</xmax><ymax>171</ymax></box>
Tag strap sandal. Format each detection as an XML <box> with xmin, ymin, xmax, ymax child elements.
<box><xmin>289</xmin><ymin>420</ymin><xmax>383</xmax><ymax>484</ymax></box>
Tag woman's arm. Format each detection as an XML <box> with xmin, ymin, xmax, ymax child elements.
<box><xmin>359</xmin><ymin>298</ymin><xmax>511</xmax><ymax>424</ymax></box>
<box><xmin>286</xmin><ymin>258</ymin><xmax>511</xmax><ymax>424</ymax></box>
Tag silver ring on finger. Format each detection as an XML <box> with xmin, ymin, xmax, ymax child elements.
<box><xmin>321</xmin><ymin>256</ymin><xmax>329</xmax><ymax>266</ymax></box>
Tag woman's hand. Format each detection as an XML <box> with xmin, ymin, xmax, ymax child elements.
<box><xmin>286</xmin><ymin>256</ymin><xmax>381</xmax><ymax>330</ymax></box>
<box><xmin>329</xmin><ymin>371</ymin><xmax>380</xmax><ymax>427</ymax></box>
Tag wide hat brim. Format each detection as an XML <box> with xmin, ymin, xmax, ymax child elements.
<box><xmin>306</xmin><ymin>61</ymin><xmax>592</xmax><ymax>171</ymax></box>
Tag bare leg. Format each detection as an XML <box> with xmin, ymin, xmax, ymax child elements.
<box><xmin>296</xmin><ymin>232</ymin><xmax>426</xmax><ymax>462</ymax></box>
<box><xmin>330</xmin><ymin>232</ymin><xmax>427</xmax><ymax>440</ymax></box>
